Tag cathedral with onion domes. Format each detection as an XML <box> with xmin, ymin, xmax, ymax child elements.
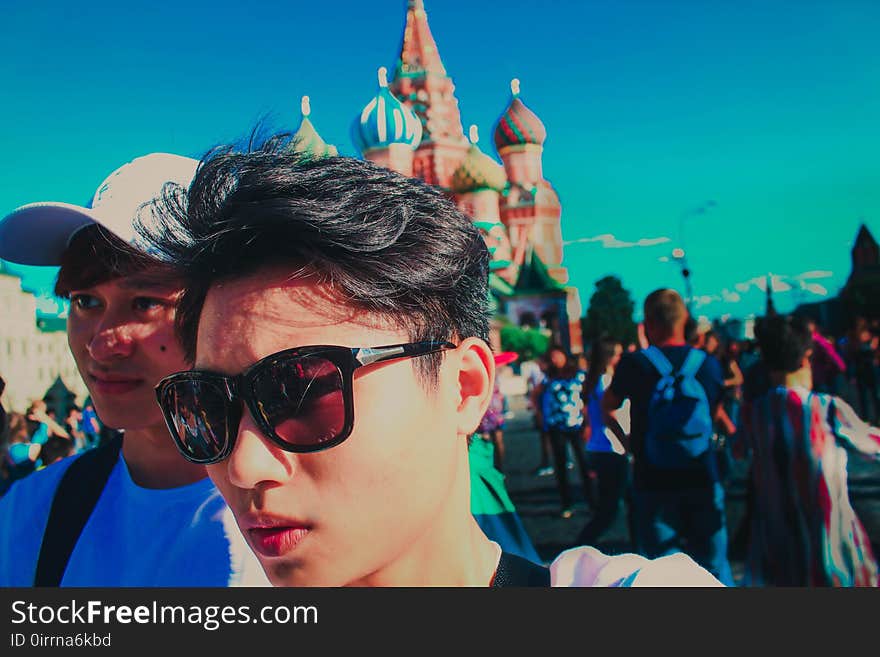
<box><xmin>288</xmin><ymin>0</ymin><xmax>582</xmax><ymax>354</ymax></box>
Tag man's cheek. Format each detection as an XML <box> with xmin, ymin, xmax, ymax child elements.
<box><xmin>206</xmin><ymin>466</ymin><xmax>232</xmax><ymax>496</ymax></box>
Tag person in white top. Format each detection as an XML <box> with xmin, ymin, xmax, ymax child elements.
<box><xmin>144</xmin><ymin>136</ymin><xmax>721</xmax><ymax>587</ymax></box>
<box><xmin>0</xmin><ymin>154</ymin><xmax>267</xmax><ymax>586</ymax></box>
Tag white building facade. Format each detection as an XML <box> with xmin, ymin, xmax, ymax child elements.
<box><xmin>0</xmin><ymin>267</ymin><xmax>88</xmax><ymax>413</ymax></box>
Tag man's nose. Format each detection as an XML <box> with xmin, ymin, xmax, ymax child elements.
<box><xmin>226</xmin><ymin>411</ymin><xmax>294</xmax><ymax>490</ymax></box>
<box><xmin>88</xmin><ymin>324</ymin><xmax>136</xmax><ymax>361</ymax></box>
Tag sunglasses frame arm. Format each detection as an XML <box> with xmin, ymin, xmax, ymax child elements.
<box><xmin>351</xmin><ymin>341</ymin><xmax>457</xmax><ymax>367</ymax></box>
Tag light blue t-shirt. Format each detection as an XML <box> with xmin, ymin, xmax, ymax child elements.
<box><xmin>7</xmin><ymin>423</ymin><xmax>50</xmax><ymax>469</ymax></box>
<box><xmin>6</xmin><ymin>442</ymin><xmax>35</xmax><ymax>466</ymax></box>
<box><xmin>0</xmin><ymin>452</ymin><xmax>269</xmax><ymax>587</ymax></box>
<box><xmin>30</xmin><ymin>423</ymin><xmax>50</xmax><ymax>446</ymax></box>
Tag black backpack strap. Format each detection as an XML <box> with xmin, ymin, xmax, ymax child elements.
<box><xmin>491</xmin><ymin>551</ymin><xmax>551</xmax><ymax>587</ymax></box>
<box><xmin>33</xmin><ymin>435</ymin><xmax>123</xmax><ymax>587</ymax></box>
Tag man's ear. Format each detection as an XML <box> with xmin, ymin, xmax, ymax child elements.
<box><xmin>450</xmin><ymin>337</ymin><xmax>495</xmax><ymax>437</ymax></box>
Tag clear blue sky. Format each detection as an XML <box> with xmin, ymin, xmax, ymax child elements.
<box><xmin>2</xmin><ymin>0</ymin><xmax>878</xmax><ymax>321</ymax></box>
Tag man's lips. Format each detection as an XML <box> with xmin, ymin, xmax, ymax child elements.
<box><xmin>248</xmin><ymin>527</ymin><xmax>311</xmax><ymax>558</ymax></box>
<box><xmin>243</xmin><ymin>515</ymin><xmax>312</xmax><ymax>558</ymax></box>
<box><xmin>89</xmin><ymin>374</ymin><xmax>144</xmax><ymax>395</ymax></box>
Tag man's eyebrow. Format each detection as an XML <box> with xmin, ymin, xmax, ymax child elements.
<box><xmin>116</xmin><ymin>276</ymin><xmax>181</xmax><ymax>293</ymax></box>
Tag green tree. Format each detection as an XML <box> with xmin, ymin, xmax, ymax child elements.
<box><xmin>500</xmin><ymin>324</ymin><xmax>551</xmax><ymax>362</ymax></box>
<box><xmin>581</xmin><ymin>276</ymin><xmax>638</xmax><ymax>345</ymax></box>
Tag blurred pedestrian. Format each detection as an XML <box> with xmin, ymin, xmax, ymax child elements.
<box><xmin>742</xmin><ymin>314</ymin><xmax>880</xmax><ymax>586</ymax></box>
<box><xmin>534</xmin><ymin>345</ymin><xmax>592</xmax><ymax>519</ymax></box>
<box><xmin>477</xmin><ymin>352</ymin><xmax>518</xmax><ymax>473</ymax></box>
<box><xmin>79</xmin><ymin>402</ymin><xmax>101</xmax><ymax>450</ymax></box>
<box><xmin>847</xmin><ymin>318</ymin><xmax>879</xmax><ymax>424</ymax></box>
<box><xmin>527</xmin><ymin>355</ymin><xmax>555</xmax><ymax>477</ymax></box>
<box><xmin>806</xmin><ymin>319</ymin><xmax>846</xmax><ymax>395</ymax></box>
<box><xmin>601</xmin><ymin>289</ymin><xmax>733</xmax><ymax>585</ymax></box>
<box><xmin>576</xmin><ymin>335</ymin><xmax>630</xmax><ymax>547</ymax></box>
<box><xmin>64</xmin><ymin>407</ymin><xmax>86</xmax><ymax>453</ymax></box>
<box><xmin>704</xmin><ymin>331</ymin><xmax>742</xmax><ymax>484</ymax></box>
<box><xmin>2</xmin><ymin>414</ymin><xmax>36</xmax><ymax>492</ymax></box>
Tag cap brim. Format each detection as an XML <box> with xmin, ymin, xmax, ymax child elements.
<box><xmin>0</xmin><ymin>203</ymin><xmax>97</xmax><ymax>266</ymax></box>
<box><xmin>494</xmin><ymin>351</ymin><xmax>519</xmax><ymax>367</ymax></box>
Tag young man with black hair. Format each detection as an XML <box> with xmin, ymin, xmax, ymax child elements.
<box><xmin>601</xmin><ymin>289</ymin><xmax>734</xmax><ymax>585</ymax></box>
<box><xmin>742</xmin><ymin>313</ymin><xmax>880</xmax><ymax>586</ymax></box>
<box><xmin>0</xmin><ymin>154</ymin><xmax>266</xmax><ymax>586</ymax></box>
<box><xmin>145</xmin><ymin>138</ymin><xmax>720</xmax><ymax>586</ymax></box>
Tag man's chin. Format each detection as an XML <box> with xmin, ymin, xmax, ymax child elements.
<box><xmin>89</xmin><ymin>406</ymin><xmax>122</xmax><ymax>430</ymax></box>
<box><xmin>265</xmin><ymin>560</ymin><xmax>303</xmax><ymax>587</ymax></box>
<box><xmin>265</xmin><ymin>558</ymin><xmax>336</xmax><ymax>588</ymax></box>
<box><xmin>90</xmin><ymin>403</ymin><xmax>160</xmax><ymax>433</ymax></box>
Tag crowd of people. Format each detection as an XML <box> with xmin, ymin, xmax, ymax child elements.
<box><xmin>0</xmin><ymin>137</ymin><xmax>876</xmax><ymax>587</ymax></box>
<box><xmin>0</xmin><ymin>394</ymin><xmax>106</xmax><ymax>496</ymax></box>
<box><xmin>513</xmin><ymin>294</ymin><xmax>880</xmax><ymax>586</ymax></box>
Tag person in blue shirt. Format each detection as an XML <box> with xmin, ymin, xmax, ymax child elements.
<box><xmin>79</xmin><ymin>403</ymin><xmax>101</xmax><ymax>450</ymax></box>
<box><xmin>0</xmin><ymin>153</ymin><xmax>266</xmax><ymax>586</ymax></box>
<box><xmin>4</xmin><ymin>401</ymin><xmax>71</xmax><ymax>480</ymax></box>
<box><xmin>576</xmin><ymin>335</ymin><xmax>630</xmax><ymax>548</ymax></box>
<box><xmin>3</xmin><ymin>413</ymin><xmax>40</xmax><ymax>489</ymax></box>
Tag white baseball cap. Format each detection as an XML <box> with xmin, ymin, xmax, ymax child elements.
<box><xmin>0</xmin><ymin>152</ymin><xmax>199</xmax><ymax>266</ymax></box>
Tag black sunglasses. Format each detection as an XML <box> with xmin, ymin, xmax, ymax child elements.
<box><xmin>155</xmin><ymin>341</ymin><xmax>456</xmax><ymax>464</ymax></box>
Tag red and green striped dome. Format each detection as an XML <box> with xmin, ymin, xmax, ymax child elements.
<box><xmin>493</xmin><ymin>79</ymin><xmax>547</xmax><ymax>151</ymax></box>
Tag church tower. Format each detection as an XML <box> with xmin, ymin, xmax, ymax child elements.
<box><xmin>493</xmin><ymin>79</ymin><xmax>567</xmax><ymax>285</ymax></box>
<box><xmin>493</xmin><ymin>78</ymin><xmax>582</xmax><ymax>352</ymax></box>
<box><xmin>389</xmin><ymin>0</ymin><xmax>469</xmax><ymax>188</ymax></box>
<box><xmin>852</xmin><ymin>224</ymin><xmax>879</xmax><ymax>272</ymax></box>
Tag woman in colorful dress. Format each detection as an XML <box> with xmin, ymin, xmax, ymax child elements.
<box><xmin>743</xmin><ymin>314</ymin><xmax>880</xmax><ymax>586</ymax></box>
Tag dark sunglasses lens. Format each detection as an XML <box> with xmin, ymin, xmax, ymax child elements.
<box><xmin>162</xmin><ymin>380</ymin><xmax>233</xmax><ymax>463</ymax></box>
<box><xmin>252</xmin><ymin>356</ymin><xmax>346</xmax><ymax>448</ymax></box>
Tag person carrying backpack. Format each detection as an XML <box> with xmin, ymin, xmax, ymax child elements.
<box><xmin>600</xmin><ymin>289</ymin><xmax>734</xmax><ymax>586</ymax></box>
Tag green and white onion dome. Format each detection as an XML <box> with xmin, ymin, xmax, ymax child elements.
<box><xmin>352</xmin><ymin>67</ymin><xmax>423</xmax><ymax>154</ymax></box>
<box><xmin>291</xmin><ymin>96</ymin><xmax>338</xmax><ymax>158</ymax></box>
<box><xmin>451</xmin><ymin>126</ymin><xmax>508</xmax><ymax>193</ymax></box>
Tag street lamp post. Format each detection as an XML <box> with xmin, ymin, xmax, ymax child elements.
<box><xmin>673</xmin><ymin>200</ymin><xmax>716</xmax><ymax>312</ymax></box>
<box><xmin>672</xmin><ymin>248</ymin><xmax>694</xmax><ymax>310</ymax></box>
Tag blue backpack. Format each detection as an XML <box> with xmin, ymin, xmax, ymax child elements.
<box><xmin>641</xmin><ymin>346</ymin><xmax>713</xmax><ymax>468</ymax></box>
